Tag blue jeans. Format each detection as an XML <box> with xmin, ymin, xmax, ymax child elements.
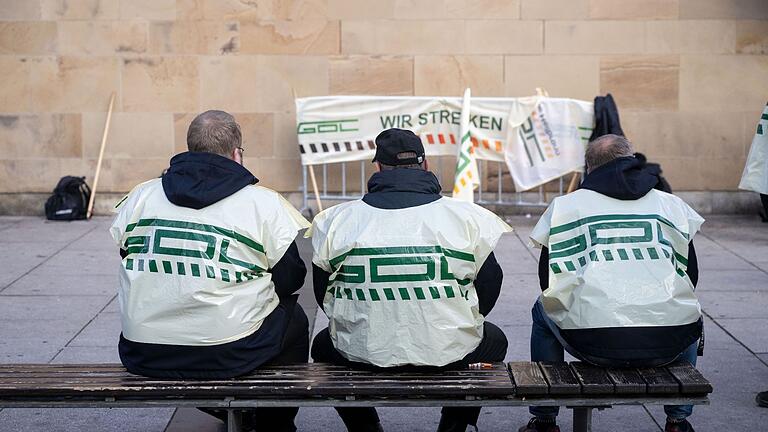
<box><xmin>529</xmin><ymin>299</ymin><xmax>698</xmax><ymax>421</ymax></box>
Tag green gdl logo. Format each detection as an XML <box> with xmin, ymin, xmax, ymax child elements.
<box><xmin>297</xmin><ymin>119</ymin><xmax>359</xmax><ymax>135</ymax></box>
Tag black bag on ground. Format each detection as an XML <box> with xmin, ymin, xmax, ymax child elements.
<box><xmin>45</xmin><ymin>176</ymin><xmax>91</xmax><ymax>221</ymax></box>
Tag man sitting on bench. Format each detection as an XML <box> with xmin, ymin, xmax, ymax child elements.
<box><xmin>520</xmin><ymin>134</ymin><xmax>704</xmax><ymax>432</ymax></box>
<box><xmin>110</xmin><ymin>110</ymin><xmax>310</xmax><ymax>432</ymax></box>
<box><xmin>308</xmin><ymin>128</ymin><xmax>512</xmax><ymax>432</ymax></box>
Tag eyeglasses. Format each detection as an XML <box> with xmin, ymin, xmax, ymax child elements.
<box><xmin>237</xmin><ymin>146</ymin><xmax>244</xmax><ymax>154</ymax></box>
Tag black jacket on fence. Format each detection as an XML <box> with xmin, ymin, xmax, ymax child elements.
<box><xmin>589</xmin><ymin>93</ymin><xmax>625</xmax><ymax>141</ymax></box>
<box><xmin>537</xmin><ymin>156</ymin><xmax>702</xmax><ymax>362</ymax></box>
<box><xmin>312</xmin><ymin>168</ymin><xmax>503</xmax><ymax>317</ymax></box>
<box><xmin>118</xmin><ymin>152</ymin><xmax>307</xmax><ymax>379</ymax></box>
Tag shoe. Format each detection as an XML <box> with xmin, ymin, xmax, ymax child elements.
<box><xmin>757</xmin><ymin>391</ymin><xmax>768</xmax><ymax>407</ymax></box>
<box><xmin>664</xmin><ymin>418</ymin><xmax>695</xmax><ymax>432</ymax></box>
<box><xmin>518</xmin><ymin>417</ymin><xmax>560</xmax><ymax>432</ymax></box>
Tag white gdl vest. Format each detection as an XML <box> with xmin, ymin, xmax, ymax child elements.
<box><xmin>530</xmin><ymin>189</ymin><xmax>704</xmax><ymax>333</ymax></box>
<box><xmin>309</xmin><ymin>197</ymin><xmax>512</xmax><ymax>368</ymax></box>
<box><xmin>110</xmin><ymin>179</ymin><xmax>310</xmax><ymax>346</ymax></box>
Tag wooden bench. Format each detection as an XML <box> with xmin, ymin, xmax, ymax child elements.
<box><xmin>0</xmin><ymin>361</ymin><xmax>711</xmax><ymax>432</ymax></box>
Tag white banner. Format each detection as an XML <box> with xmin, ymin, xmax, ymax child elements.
<box><xmin>739</xmin><ymin>104</ymin><xmax>768</xmax><ymax>195</ymax></box>
<box><xmin>296</xmin><ymin>95</ymin><xmax>594</xmax><ymax>190</ymax></box>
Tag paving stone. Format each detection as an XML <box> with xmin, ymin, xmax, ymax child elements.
<box><xmin>0</xmin><ymin>295</ymin><xmax>111</xmax><ymax>321</ymax></box>
<box><xmin>715</xmin><ymin>318</ymin><xmax>768</xmax><ymax>353</ymax></box>
<box><xmin>68</xmin><ymin>312</ymin><xmax>121</xmax><ymax>347</ymax></box>
<box><xmin>698</xmin><ymin>290</ymin><xmax>768</xmax><ymax>319</ymax></box>
<box><xmin>2</xmin><ymin>274</ymin><xmax>117</xmax><ymax>296</ymax></box>
<box><xmin>0</xmin><ymin>319</ymin><xmax>91</xmax><ymax>363</ymax></box>
<box><xmin>50</xmin><ymin>346</ymin><xmax>120</xmax><ymax>364</ymax></box>
<box><xmin>0</xmin><ymin>219</ymin><xmax>94</xmax><ymax>243</ymax></box>
<box><xmin>0</xmin><ymin>408</ymin><xmax>174</xmax><ymax>432</ymax></box>
<box><xmin>0</xmin><ymin>242</ymin><xmax>66</xmax><ymax>290</ymax></box>
<box><xmin>696</xmin><ymin>269</ymin><xmax>768</xmax><ymax>292</ymax></box>
<box><xmin>166</xmin><ymin>408</ymin><xmax>223</xmax><ymax>432</ymax></box>
<box><xmin>34</xmin><ymin>249</ymin><xmax>121</xmax><ymax>276</ymax></box>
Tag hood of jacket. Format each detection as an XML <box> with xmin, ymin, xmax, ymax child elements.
<box><xmin>580</xmin><ymin>156</ymin><xmax>659</xmax><ymax>200</ymax></box>
<box><xmin>161</xmin><ymin>151</ymin><xmax>258</xmax><ymax>209</ymax></box>
<box><xmin>362</xmin><ymin>168</ymin><xmax>442</xmax><ymax>209</ymax></box>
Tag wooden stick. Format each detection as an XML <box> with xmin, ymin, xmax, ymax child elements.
<box><xmin>308</xmin><ymin>165</ymin><xmax>323</xmax><ymax>212</ymax></box>
<box><xmin>86</xmin><ymin>92</ymin><xmax>115</xmax><ymax>219</ymax></box>
<box><xmin>566</xmin><ymin>171</ymin><xmax>580</xmax><ymax>194</ymax></box>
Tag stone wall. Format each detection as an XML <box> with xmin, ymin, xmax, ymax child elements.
<box><xmin>1</xmin><ymin>0</ymin><xmax>767</xmax><ymax>209</ymax></box>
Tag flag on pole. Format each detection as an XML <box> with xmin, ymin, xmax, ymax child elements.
<box><xmin>453</xmin><ymin>88</ymin><xmax>480</xmax><ymax>202</ymax></box>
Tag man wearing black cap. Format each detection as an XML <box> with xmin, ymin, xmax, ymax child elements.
<box><xmin>307</xmin><ymin>128</ymin><xmax>512</xmax><ymax>432</ymax></box>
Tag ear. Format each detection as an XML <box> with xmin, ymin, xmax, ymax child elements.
<box><xmin>232</xmin><ymin>147</ymin><xmax>243</xmax><ymax>165</ymax></box>
<box><xmin>423</xmin><ymin>159</ymin><xmax>429</xmax><ymax>171</ymax></box>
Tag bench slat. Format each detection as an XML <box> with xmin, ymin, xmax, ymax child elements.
<box><xmin>666</xmin><ymin>362</ymin><xmax>712</xmax><ymax>395</ymax></box>
<box><xmin>637</xmin><ymin>367</ymin><xmax>679</xmax><ymax>394</ymax></box>
<box><xmin>539</xmin><ymin>362</ymin><xmax>581</xmax><ymax>395</ymax></box>
<box><xmin>605</xmin><ymin>368</ymin><xmax>647</xmax><ymax>394</ymax></box>
<box><xmin>570</xmin><ymin>363</ymin><xmax>614</xmax><ymax>395</ymax></box>
<box><xmin>507</xmin><ymin>362</ymin><xmax>547</xmax><ymax>396</ymax></box>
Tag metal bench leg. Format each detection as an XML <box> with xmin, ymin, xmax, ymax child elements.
<box><xmin>226</xmin><ymin>409</ymin><xmax>243</xmax><ymax>432</ymax></box>
<box><xmin>573</xmin><ymin>407</ymin><xmax>593</xmax><ymax>432</ymax></box>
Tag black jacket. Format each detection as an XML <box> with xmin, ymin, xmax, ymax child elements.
<box><xmin>538</xmin><ymin>156</ymin><xmax>702</xmax><ymax>364</ymax></box>
<box><xmin>118</xmin><ymin>152</ymin><xmax>306</xmax><ymax>379</ymax></box>
<box><xmin>312</xmin><ymin>168</ymin><xmax>503</xmax><ymax>316</ymax></box>
<box><xmin>588</xmin><ymin>93</ymin><xmax>624</xmax><ymax>141</ymax></box>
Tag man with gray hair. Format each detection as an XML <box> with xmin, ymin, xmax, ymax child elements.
<box><xmin>111</xmin><ymin>110</ymin><xmax>310</xmax><ymax>431</ymax></box>
<box><xmin>519</xmin><ymin>134</ymin><xmax>704</xmax><ymax>432</ymax></box>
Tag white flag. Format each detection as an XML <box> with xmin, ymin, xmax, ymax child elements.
<box><xmin>452</xmin><ymin>88</ymin><xmax>480</xmax><ymax>201</ymax></box>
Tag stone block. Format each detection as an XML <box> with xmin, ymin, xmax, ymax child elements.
<box><xmin>82</xmin><ymin>112</ymin><xmax>174</xmax><ymax>159</ymax></box>
<box><xmin>0</xmin><ymin>57</ymin><xmax>31</xmax><ymax>112</ymax></box>
<box><xmin>342</xmin><ymin>20</ymin><xmax>466</xmax><ymax>54</ymax></box>
<box><xmin>735</xmin><ymin>20</ymin><xmax>768</xmax><ymax>54</ymax></box>
<box><xmin>240</xmin><ymin>20</ymin><xmax>339</xmax><ymax>54</ymax></box>
<box><xmin>273</xmin><ymin>112</ymin><xmax>302</xmax><ymax>159</ymax></box>
<box><xmin>645</xmin><ymin>20</ymin><xmax>736</xmax><ymax>54</ymax></box>
<box><xmin>328</xmin><ymin>0</ymin><xmax>395</xmax><ymax>19</ymax></box>
<box><xmin>0</xmin><ymin>114</ymin><xmax>82</xmax><ymax>158</ymax></box>
<box><xmin>679</xmin><ymin>0</ymin><xmax>768</xmax><ymax>19</ymax></box>
<box><xmin>149</xmin><ymin>20</ymin><xmax>239</xmax><ymax>55</ymax></box>
<box><xmin>58</xmin><ymin>21</ymin><xmax>147</xmax><ymax>55</ymax></box>
<box><xmin>545</xmin><ymin>20</ymin><xmax>645</xmax><ymax>54</ymax></box>
<box><xmin>414</xmin><ymin>55</ymin><xmax>503</xmax><ymax>97</ymax></box>
<box><xmin>465</xmin><ymin>20</ymin><xmax>543</xmax><ymax>55</ymax></box>
<box><xmin>41</xmin><ymin>0</ymin><xmax>119</xmax><ymax>19</ymax></box>
<box><xmin>108</xmin><ymin>158</ymin><xmax>169</xmax><ymax>191</ymax></box>
<box><xmin>252</xmin><ymin>0</ymin><xmax>328</xmax><ymax>20</ymax></box>
<box><xmin>698</xmin><ymin>156</ymin><xmax>746</xmax><ymax>190</ymax></box>
<box><xmin>330</xmin><ymin>55</ymin><xmax>413</xmax><ymax>95</ymax></box>
<box><xmin>28</xmin><ymin>56</ymin><xmax>120</xmax><ymax>113</ymax></box>
<box><xmin>503</xmin><ymin>55</ymin><xmax>599</xmax><ymax>100</ymax></box>
<box><xmin>253</xmin><ymin>158</ymin><xmax>304</xmax><ymax>191</ymax></box>
<box><xmin>589</xmin><ymin>0</ymin><xmax>678</xmax><ymax>20</ymax></box>
<box><xmin>680</xmin><ymin>55</ymin><xmax>768</xmax><ymax>112</ymax></box>
<box><xmin>0</xmin><ymin>0</ymin><xmax>41</xmax><ymax>20</ymax></box>
<box><xmin>178</xmin><ymin>0</ymin><xmax>326</xmax><ymax>21</ymax></box>
<box><xmin>200</xmin><ymin>55</ymin><xmax>328</xmax><ymax>112</ymax></box>
<box><xmin>0</xmin><ymin>21</ymin><xmax>57</xmax><ymax>55</ymax></box>
<box><xmin>600</xmin><ymin>55</ymin><xmax>679</xmax><ymax>111</ymax></box>
<box><xmin>119</xmin><ymin>0</ymin><xmax>175</xmax><ymax>20</ymax></box>
<box><xmin>650</xmin><ymin>157</ymin><xmax>701</xmax><ymax>190</ymax></box>
<box><xmin>121</xmin><ymin>57</ymin><xmax>199</xmax><ymax>112</ymax></box>
<box><xmin>521</xmin><ymin>0</ymin><xmax>588</xmax><ymax>19</ymax></box>
<box><xmin>394</xmin><ymin>0</ymin><xmax>520</xmax><ymax>19</ymax></box>
<box><xmin>621</xmin><ymin>111</ymin><xmax>747</xmax><ymax>159</ymax></box>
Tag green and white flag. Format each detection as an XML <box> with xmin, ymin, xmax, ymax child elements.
<box><xmin>452</xmin><ymin>88</ymin><xmax>479</xmax><ymax>201</ymax></box>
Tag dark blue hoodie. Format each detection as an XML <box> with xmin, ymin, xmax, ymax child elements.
<box><xmin>118</xmin><ymin>152</ymin><xmax>307</xmax><ymax>379</ymax></box>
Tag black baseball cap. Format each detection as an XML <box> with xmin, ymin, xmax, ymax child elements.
<box><xmin>372</xmin><ymin>128</ymin><xmax>426</xmax><ymax>166</ymax></box>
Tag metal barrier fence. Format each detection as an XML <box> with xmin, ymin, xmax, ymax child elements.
<box><xmin>300</xmin><ymin>158</ymin><xmax>563</xmax><ymax>216</ymax></box>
